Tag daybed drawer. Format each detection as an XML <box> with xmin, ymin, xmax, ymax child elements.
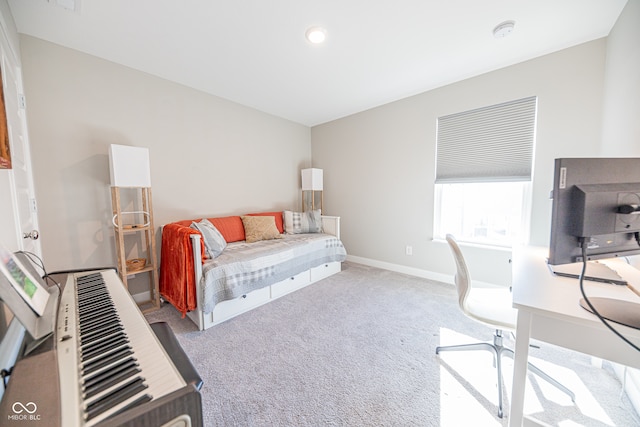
<box><xmin>211</xmin><ymin>286</ymin><xmax>271</xmax><ymax>323</ymax></box>
<box><xmin>271</xmin><ymin>270</ymin><xmax>311</xmax><ymax>299</ymax></box>
<box><xmin>310</xmin><ymin>261</ymin><xmax>341</xmax><ymax>282</ymax></box>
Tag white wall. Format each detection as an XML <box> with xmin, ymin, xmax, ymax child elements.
<box><xmin>311</xmin><ymin>40</ymin><xmax>608</xmax><ymax>285</ymax></box>
<box><xmin>0</xmin><ymin>0</ymin><xmax>20</xmax><ymax>250</ymax></box>
<box><xmin>19</xmin><ymin>36</ymin><xmax>311</xmax><ymax>272</ymax></box>
<box><xmin>601</xmin><ymin>0</ymin><xmax>640</xmax><ymax>272</ymax></box>
<box><xmin>600</xmin><ymin>0</ymin><xmax>640</xmax><ymax>157</ymax></box>
<box><xmin>600</xmin><ymin>1</ymin><xmax>640</xmax><ymax>413</ymax></box>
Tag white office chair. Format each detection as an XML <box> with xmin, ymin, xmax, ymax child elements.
<box><xmin>436</xmin><ymin>234</ymin><xmax>575</xmax><ymax>418</ymax></box>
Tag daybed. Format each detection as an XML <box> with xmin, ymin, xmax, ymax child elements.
<box><xmin>159</xmin><ymin>211</ymin><xmax>346</xmax><ymax>330</ymax></box>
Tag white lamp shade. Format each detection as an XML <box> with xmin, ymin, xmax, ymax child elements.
<box><xmin>302</xmin><ymin>168</ymin><xmax>323</xmax><ymax>191</ymax></box>
<box><xmin>109</xmin><ymin>144</ymin><xmax>151</xmax><ymax>187</ymax></box>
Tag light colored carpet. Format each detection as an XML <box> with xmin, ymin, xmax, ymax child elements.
<box><xmin>145</xmin><ymin>262</ymin><xmax>639</xmax><ymax>426</ymax></box>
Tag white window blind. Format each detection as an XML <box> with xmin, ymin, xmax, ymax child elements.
<box><xmin>436</xmin><ymin>96</ymin><xmax>537</xmax><ymax>183</ymax></box>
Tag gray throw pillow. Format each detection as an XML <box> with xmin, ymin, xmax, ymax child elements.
<box><xmin>283</xmin><ymin>210</ymin><xmax>322</xmax><ymax>234</ymax></box>
<box><xmin>190</xmin><ymin>219</ymin><xmax>227</xmax><ymax>258</ymax></box>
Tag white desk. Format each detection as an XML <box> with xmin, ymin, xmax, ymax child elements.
<box><xmin>509</xmin><ymin>246</ymin><xmax>640</xmax><ymax>427</ymax></box>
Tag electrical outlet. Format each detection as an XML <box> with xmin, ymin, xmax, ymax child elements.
<box><xmin>405</xmin><ymin>245</ymin><xmax>413</xmax><ymax>256</ymax></box>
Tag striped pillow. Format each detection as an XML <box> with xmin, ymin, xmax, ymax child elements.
<box><xmin>190</xmin><ymin>219</ymin><xmax>227</xmax><ymax>258</ymax></box>
<box><xmin>283</xmin><ymin>210</ymin><xmax>322</xmax><ymax>234</ymax></box>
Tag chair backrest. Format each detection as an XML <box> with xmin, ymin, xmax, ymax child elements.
<box><xmin>445</xmin><ymin>234</ymin><xmax>471</xmax><ymax>313</ymax></box>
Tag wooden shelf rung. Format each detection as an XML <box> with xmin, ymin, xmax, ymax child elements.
<box><xmin>111</xmin><ymin>186</ymin><xmax>160</xmax><ymax>314</ymax></box>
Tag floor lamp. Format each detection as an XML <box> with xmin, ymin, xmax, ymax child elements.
<box><xmin>302</xmin><ymin>168</ymin><xmax>323</xmax><ymax>212</ymax></box>
<box><xmin>109</xmin><ymin>144</ymin><xmax>160</xmax><ymax>312</ymax></box>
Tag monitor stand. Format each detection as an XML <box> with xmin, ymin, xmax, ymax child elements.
<box><xmin>579</xmin><ymin>297</ymin><xmax>640</xmax><ymax>330</ymax></box>
<box><xmin>549</xmin><ymin>261</ymin><xmax>628</xmax><ymax>286</ymax></box>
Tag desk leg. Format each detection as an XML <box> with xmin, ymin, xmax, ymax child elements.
<box><xmin>509</xmin><ymin>309</ymin><xmax>532</xmax><ymax>427</ymax></box>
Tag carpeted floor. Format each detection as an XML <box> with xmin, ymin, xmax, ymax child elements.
<box><xmin>145</xmin><ymin>262</ymin><xmax>639</xmax><ymax>426</ymax></box>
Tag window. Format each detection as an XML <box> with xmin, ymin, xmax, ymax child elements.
<box><xmin>434</xmin><ymin>96</ymin><xmax>537</xmax><ymax>247</ymax></box>
<box><xmin>434</xmin><ymin>181</ymin><xmax>530</xmax><ymax>247</ymax></box>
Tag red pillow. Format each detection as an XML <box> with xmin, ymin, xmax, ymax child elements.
<box><xmin>247</xmin><ymin>212</ymin><xmax>284</xmax><ymax>234</ymax></box>
<box><xmin>208</xmin><ymin>216</ymin><xmax>245</xmax><ymax>243</ymax></box>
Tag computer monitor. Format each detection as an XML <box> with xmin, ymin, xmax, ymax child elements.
<box><xmin>548</xmin><ymin>157</ymin><xmax>640</xmax><ymax>267</ymax></box>
<box><xmin>548</xmin><ymin>157</ymin><xmax>640</xmax><ymax>331</ymax></box>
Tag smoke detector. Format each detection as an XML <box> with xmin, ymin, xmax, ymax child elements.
<box><xmin>48</xmin><ymin>0</ymin><xmax>81</xmax><ymax>13</ymax></box>
<box><xmin>493</xmin><ymin>21</ymin><xmax>515</xmax><ymax>38</ymax></box>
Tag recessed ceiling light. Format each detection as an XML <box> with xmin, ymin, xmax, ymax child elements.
<box><xmin>305</xmin><ymin>27</ymin><xmax>326</xmax><ymax>44</ymax></box>
<box><xmin>493</xmin><ymin>20</ymin><xmax>515</xmax><ymax>38</ymax></box>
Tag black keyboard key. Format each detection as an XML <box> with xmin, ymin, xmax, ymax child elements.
<box><xmin>85</xmin><ymin>377</ymin><xmax>148</xmax><ymax>421</ymax></box>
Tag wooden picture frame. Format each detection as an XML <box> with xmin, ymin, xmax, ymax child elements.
<box><xmin>0</xmin><ymin>65</ymin><xmax>11</xmax><ymax>169</ymax></box>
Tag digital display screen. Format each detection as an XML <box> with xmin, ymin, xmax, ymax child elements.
<box><xmin>2</xmin><ymin>255</ymin><xmax>38</xmax><ymax>299</ymax></box>
<box><xmin>0</xmin><ymin>245</ymin><xmax>49</xmax><ymax>316</ymax></box>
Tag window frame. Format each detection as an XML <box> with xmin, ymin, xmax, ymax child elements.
<box><xmin>433</xmin><ymin>96</ymin><xmax>537</xmax><ymax>248</ymax></box>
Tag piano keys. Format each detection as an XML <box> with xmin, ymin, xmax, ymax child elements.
<box><xmin>1</xmin><ymin>267</ymin><xmax>202</xmax><ymax>427</ymax></box>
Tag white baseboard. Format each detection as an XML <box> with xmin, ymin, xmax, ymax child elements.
<box><xmin>346</xmin><ymin>255</ymin><xmax>453</xmax><ymax>284</ymax></box>
<box><xmin>132</xmin><ymin>290</ymin><xmax>151</xmax><ymax>305</ymax></box>
<box><xmin>346</xmin><ymin>254</ymin><xmax>499</xmax><ymax>288</ymax></box>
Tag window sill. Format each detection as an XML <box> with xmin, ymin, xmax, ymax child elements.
<box><xmin>432</xmin><ymin>237</ymin><xmax>513</xmax><ymax>252</ymax></box>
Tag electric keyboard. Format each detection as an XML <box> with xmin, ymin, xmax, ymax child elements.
<box><xmin>57</xmin><ymin>269</ymin><xmax>188</xmax><ymax>425</ymax></box>
<box><xmin>0</xmin><ymin>268</ymin><xmax>202</xmax><ymax>427</ymax></box>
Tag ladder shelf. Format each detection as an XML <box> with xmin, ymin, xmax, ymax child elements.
<box><xmin>110</xmin><ymin>186</ymin><xmax>160</xmax><ymax>313</ymax></box>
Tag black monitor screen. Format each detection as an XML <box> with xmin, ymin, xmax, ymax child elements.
<box><xmin>548</xmin><ymin>157</ymin><xmax>640</xmax><ymax>265</ymax></box>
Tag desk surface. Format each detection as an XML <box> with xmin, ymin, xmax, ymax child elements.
<box><xmin>511</xmin><ymin>245</ymin><xmax>640</xmax><ymax>368</ymax></box>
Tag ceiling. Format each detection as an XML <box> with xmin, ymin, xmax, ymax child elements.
<box><xmin>7</xmin><ymin>0</ymin><xmax>628</xmax><ymax>126</ymax></box>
